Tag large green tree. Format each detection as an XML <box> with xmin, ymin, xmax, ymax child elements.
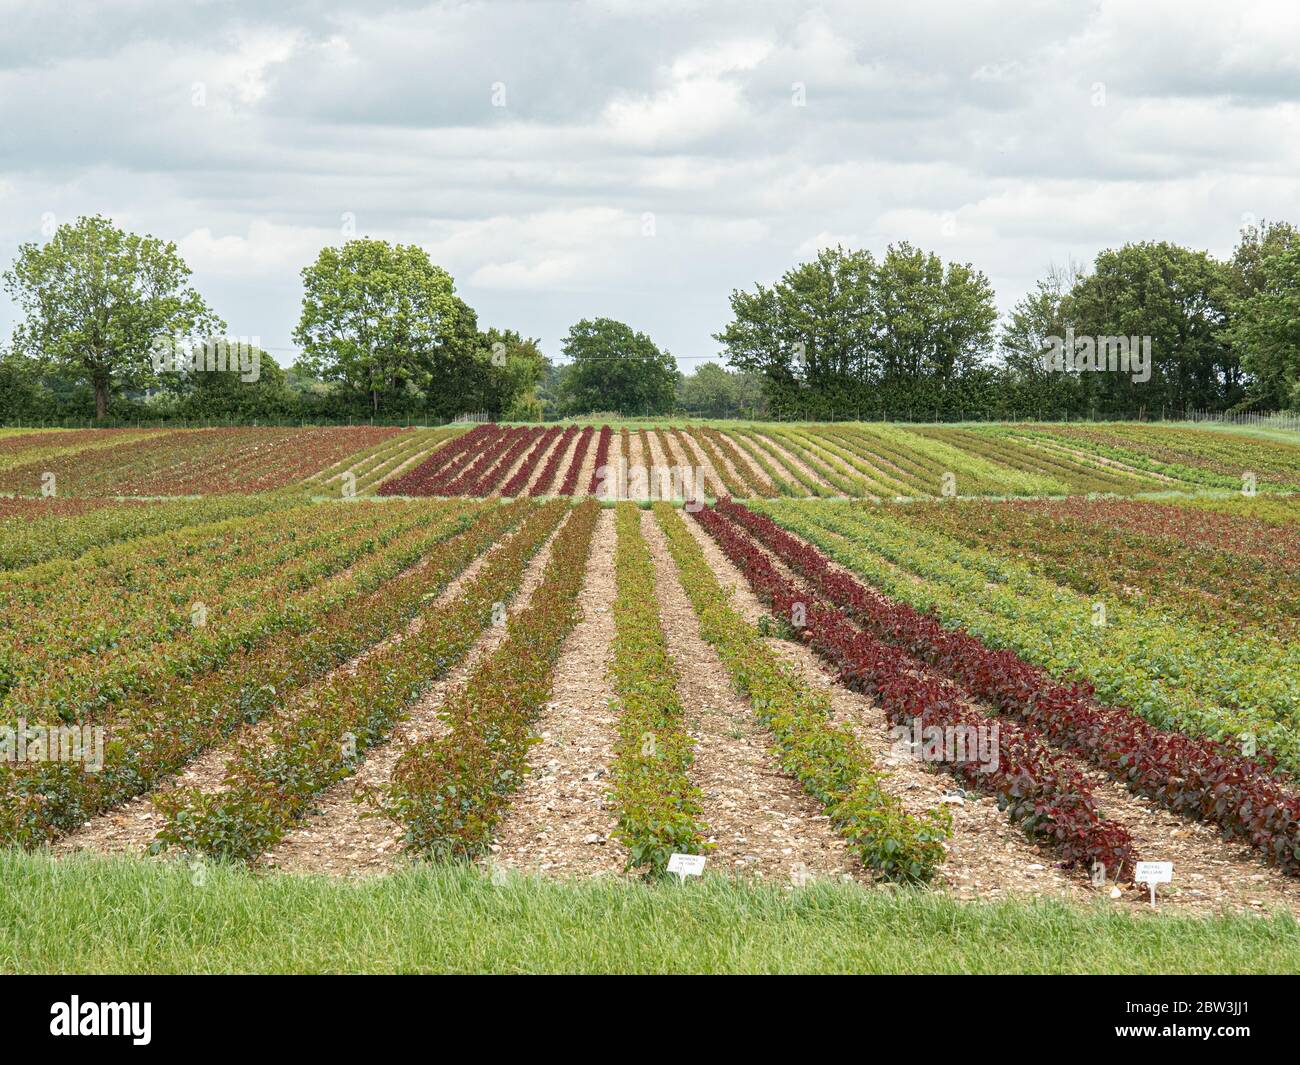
<box><xmin>556</xmin><ymin>317</ymin><xmax>678</xmax><ymax>415</ymax></box>
<box><xmin>1224</xmin><ymin>222</ymin><xmax>1300</xmax><ymax>410</ymax></box>
<box><xmin>3</xmin><ymin>214</ymin><xmax>221</xmax><ymax>418</ymax></box>
<box><xmin>1067</xmin><ymin>242</ymin><xmax>1238</xmax><ymax>414</ymax></box>
<box><xmin>714</xmin><ymin>243</ymin><xmax>996</xmax><ymax>415</ymax></box>
<box><xmin>677</xmin><ymin>361</ymin><xmax>767</xmax><ymax>417</ymax></box>
<box><xmin>294</xmin><ymin>239</ymin><xmax>462</xmax><ymax>415</ymax></box>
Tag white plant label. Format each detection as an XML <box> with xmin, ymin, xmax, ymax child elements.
<box><xmin>1135</xmin><ymin>861</ymin><xmax>1173</xmax><ymax>908</ymax></box>
<box><xmin>667</xmin><ymin>853</ymin><xmax>705</xmax><ymax>882</ymax></box>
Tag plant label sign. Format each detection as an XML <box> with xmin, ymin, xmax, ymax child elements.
<box><xmin>1135</xmin><ymin>861</ymin><xmax>1173</xmax><ymax>907</ymax></box>
<box><xmin>667</xmin><ymin>853</ymin><xmax>706</xmax><ymax>882</ymax></box>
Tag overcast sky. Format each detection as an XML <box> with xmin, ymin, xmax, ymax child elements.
<box><xmin>2</xmin><ymin>0</ymin><xmax>1298</xmax><ymax>368</ymax></box>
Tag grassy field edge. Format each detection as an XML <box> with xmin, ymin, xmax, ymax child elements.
<box><xmin>3</xmin><ymin>851</ymin><xmax>1299</xmax><ymax>974</ymax></box>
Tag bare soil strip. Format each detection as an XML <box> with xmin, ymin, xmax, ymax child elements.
<box><xmin>263</xmin><ymin>511</ymin><xmax>573</xmax><ymax>876</ymax></box>
<box><xmin>491</xmin><ymin>508</ymin><xmax>626</xmax><ymax>876</ymax></box>
<box><xmin>710</xmin><ymin>515</ymin><xmax>1300</xmax><ymax>916</ymax></box>
<box><xmin>641</xmin><ymin>510</ymin><xmax>861</xmax><ymax>884</ymax></box>
<box><xmin>54</xmin><ymin>513</ymin><xmax>524</xmax><ymax>859</ymax></box>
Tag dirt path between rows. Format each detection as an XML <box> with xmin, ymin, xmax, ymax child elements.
<box><xmin>641</xmin><ymin>510</ymin><xmax>862</xmax><ymax>884</ymax></box>
<box><xmin>702</xmin><ymin>513</ymin><xmax>1300</xmax><ymax>916</ymax></box>
<box><xmin>491</xmin><ymin>508</ymin><xmax>626</xmax><ymax>876</ymax></box>
<box><xmin>263</xmin><ymin>512</ymin><xmax>573</xmax><ymax>876</ymax></box>
<box><xmin>54</xmin><ymin>513</ymin><xmax>526</xmax><ymax>859</ymax></box>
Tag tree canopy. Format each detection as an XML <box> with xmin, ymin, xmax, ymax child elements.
<box><xmin>555</xmin><ymin>317</ymin><xmax>678</xmax><ymax>415</ymax></box>
<box><xmin>3</xmin><ymin>214</ymin><xmax>221</xmax><ymax>418</ymax></box>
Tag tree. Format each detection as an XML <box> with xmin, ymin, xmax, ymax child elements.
<box><xmin>163</xmin><ymin>346</ymin><xmax>294</xmax><ymax>421</ymax></box>
<box><xmin>1224</xmin><ymin>223</ymin><xmax>1300</xmax><ymax>410</ymax></box>
<box><xmin>715</xmin><ymin>243</ymin><xmax>997</xmax><ymax>416</ymax></box>
<box><xmin>3</xmin><ymin>215</ymin><xmax>221</xmax><ymax>418</ymax></box>
<box><xmin>677</xmin><ymin>361</ymin><xmax>767</xmax><ymax>417</ymax></box>
<box><xmin>294</xmin><ymin>239</ymin><xmax>462</xmax><ymax>415</ymax></box>
<box><xmin>1068</xmin><ymin>242</ymin><xmax>1237</xmax><ymax>413</ymax></box>
<box><xmin>556</xmin><ymin>318</ymin><xmax>678</xmax><ymax>415</ymax></box>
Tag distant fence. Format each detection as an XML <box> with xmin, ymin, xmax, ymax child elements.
<box><xmin>1181</xmin><ymin>409</ymin><xmax>1300</xmax><ymax>431</ymax></box>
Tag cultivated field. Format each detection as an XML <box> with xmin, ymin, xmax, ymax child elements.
<box><xmin>3</xmin><ymin>420</ymin><xmax>1299</xmax><ymax>971</ymax></box>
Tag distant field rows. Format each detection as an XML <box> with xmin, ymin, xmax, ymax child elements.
<box><xmin>5</xmin><ymin>421</ymin><xmax>1298</xmax><ymax>500</ymax></box>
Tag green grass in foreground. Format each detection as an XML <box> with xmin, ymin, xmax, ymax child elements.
<box><xmin>3</xmin><ymin>852</ymin><xmax>1299</xmax><ymax>973</ymax></box>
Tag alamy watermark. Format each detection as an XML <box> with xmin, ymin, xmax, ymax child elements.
<box><xmin>594</xmin><ymin>459</ymin><xmax>708</xmax><ymax>511</ymax></box>
<box><xmin>150</xmin><ymin>334</ymin><xmax>262</xmax><ymax>382</ymax></box>
<box><xmin>1042</xmin><ymin>327</ymin><xmax>1151</xmax><ymax>383</ymax></box>
<box><xmin>889</xmin><ymin>717</ymin><xmax>999</xmax><ymax>774</ymax></box>
<box><xmin>1</xmin><ymin>719</ymin><xmax>105</xmax><ymax>772</ymax></box>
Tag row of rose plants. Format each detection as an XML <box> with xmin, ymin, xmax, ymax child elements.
<box><xmin>500</xmin><ymin>427</ymin><xmax>563</xmax><ymax>496</ymax></box>
<box><xmin>374</xmin><ymin>501</ymin><xmax>599</xmax><ymax>858</ymax></box>
<box><xmin>557</xmin><ymin>426</ymin><xmax>596</xmax><ymax>496</ymax></box>
<box><xmin>0</xmin><ymin>495</ymin><xmax>287</xmax><ymax>571</ymax></box>
<box><xmin>915</xmin><ymin>427</ymin><xmax>1141</xmax><ymax>495</ymax></box>
<box><xmin>890</xmin><ymin>498</ymin><xmax>1293</xmax><ymax>638</ymax></box>
<box><xmin>529</xmin><ymin>426</ymin><xmax>580</xmax><ymax>495</ymax></box>
<box><xmin>678</xmin><ymin>428</ymin><xmax>746</xmax><ymax>498</ymax></box>
<box><xmin>694</xmin><ymin>428</ymin><xmax>769</xmax><ymax>497</ymax></box>
<box><xmin>587</xmin><ymin>427</ymin><xmax>613</xmax><ymax>495</ymax></box>
<box><xmin>653</xmin><ymin>504</ymin><xmax>949</xmax><ymax>882</ymax></box>
<box><xmin>152</xmin><ymin>500</ymin><xmax>567</xmax><ymax>862</ymax></box>
<box><xmin>753</xmin><ymin>499</ymin><xmax>1300</xmax><ymax>772</ymax></box>
<box><xmin>377</xmin><ymin>424</ymin><xmax>499</xmax><ymax>496</ymax></box>
<box><xmin>697</xmin><ymin>502</ymin><xmax>1137</xmax><ymax>879</ymax></box>
<box><xmin>0</xmin><ymin>500</ymin><xmax>514</xmax><ymax>846</ymax></box>
<box><xmin>724</xmin><ymin>428</ymin><xmax>801</xmax><ymax>496</ymax></box>
<box><xmin>439</xmin><ymin>426</ymin><xmax>533</xmax><ymax>496</ymax></box>
<box><xmin>0</xmin><ymin>427</ymin><xmax>404</xmax><ymax>497</ymax></box>
<box><xmin>606</xmin><ymin>505</ymin><xmax>708</xmax><ymax>876</ymax></box>
<box><xmin>1</xmin><ymin>501</ymin><xmax>414</xmax><ymax>720</ymax></box>
<box><xmin>716</xmin><ymin>499</ymin><xmax>1300</xmax><ymax>877</ymax></box>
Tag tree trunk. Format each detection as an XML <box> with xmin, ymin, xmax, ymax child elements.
<box><xmin>94</xmin><ymin>381</ymin><xmax>108</xmax><ymax>420</ymax></box>
<box><xmin>372</xmin><ymin>388</ymin><xmax>379</xmax><ymax>416</ymax></box>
